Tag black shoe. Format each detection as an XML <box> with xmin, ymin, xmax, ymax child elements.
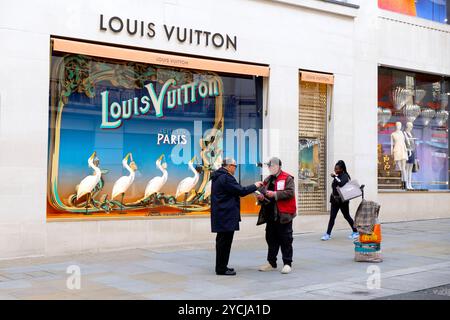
<box><xmin>227</xmin><ymin>267</ymin><xmax>235</xmax><ymax>272</ymax></box>
<box><xmin>216</xmin><ymin>270</ymin><xmax>236</xmax><ymax>276</ymax></box>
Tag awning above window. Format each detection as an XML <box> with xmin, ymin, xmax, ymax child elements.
<box><xmin>51</xmin><ymin>38</ymin><xmax>270</xmax><ymax>77</ymax></box>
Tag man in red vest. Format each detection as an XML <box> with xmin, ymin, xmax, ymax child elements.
<box><xmin>256</xmin><ymin>157</ymin><xmax>297</xmax><ymax>274</ymax></box>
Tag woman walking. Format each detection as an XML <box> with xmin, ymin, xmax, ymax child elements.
<box><xmin>321</xmin><ymin>160</ymin><xmax>359</xmax><ymax>241</ymax></box>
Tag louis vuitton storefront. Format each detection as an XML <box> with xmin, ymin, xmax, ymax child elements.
<box><xmin>47</xmin><ymin>38</ymin><xmax>267</xmax><ymax>220</ymax></box>
<box><xmin>1</xmin><ymin>0</ymin><xmax>449</xmax><ymax>259</ymax></box>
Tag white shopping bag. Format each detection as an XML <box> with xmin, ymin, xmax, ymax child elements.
<box><xmin>337</xmin><ymin>180</ymin><xmax>362</xmax><ymax>202</ymax></box>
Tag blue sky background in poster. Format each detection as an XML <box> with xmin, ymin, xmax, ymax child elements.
<box><xmin>52</xmin><ymin>63</ymin><xmax>262</xmax><ymax>204</ymax></box>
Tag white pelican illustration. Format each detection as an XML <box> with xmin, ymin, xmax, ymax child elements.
<box><xmin>112</xmin><ymin>153</ymin><xmax>138</xmax><ymax>213</ymax></box>
<box><xmin>76</xmin><ymin>151</ymin><xmax>101</xmax><ymax>215</ymax></box>
<box><xmin>144</xmin><ymin>154</ymin><xmax>168</xmax><ymax>200</ymax></box>
<box><xmin>175</xmin><ymin>156</ymin><xmax>199</xmax><ymax>208</ymax></box>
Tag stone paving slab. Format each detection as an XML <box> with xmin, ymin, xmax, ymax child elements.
<box><xmin>0</xmin><ymin>279</ymin><xmax>32</xmax><ymax>291</ymax></box>
<box><xmin>0</xmin><ymin>219</ymin><xmax>449</xmax><ymax>300</ymax></box>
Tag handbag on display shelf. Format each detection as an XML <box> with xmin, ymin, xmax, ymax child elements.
<box><xmin>412</xmin><ymin>159</ymin><xmax>420</xmax><ymax>173</ymax></box>
<box><xmin>337</xmin><ymin>180</ymin><xmax>362</xmax><ymax>202</ymax></box>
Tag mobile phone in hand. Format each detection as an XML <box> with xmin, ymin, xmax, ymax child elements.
<box><xmin>255</xmin><ymin>190</ymin><xmax>270</xmax><ymax>204</ymax></box>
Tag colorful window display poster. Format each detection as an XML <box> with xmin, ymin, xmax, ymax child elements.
<box><xmin>378</xmin><ymin>0</ymin><xmax>417</xmax><ymax>16</ymax></box>
<box><xmin>48</xmin><ymin>51</ymin><xmax>262</xmax><ymax>218</ymax></box>
<box><xmin>378</xmin><ymin>67</ymin><xmax>449</xmax><ymax>190</ymax></box>
<box><xmin>298</xmin><ymin>138</ymin><xmax>321</xmax><ymax>192</ymax></box>
<box><xmin>379</xmin><ymin>0</ymin><xmax>449</xmax><ymax>24</ymax></box>
<box><xmin>415</xmin><ymin>0</ymin><xmax>448</xmax><ymax>23</ymax></box>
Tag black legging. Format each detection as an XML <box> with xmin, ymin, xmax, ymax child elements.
<box><xmin>327</xmin><ymin>201</ymin><xmax>357</xmax><ymax>235</ymax></box>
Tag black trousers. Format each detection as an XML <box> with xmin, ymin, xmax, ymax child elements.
<box><xmin>215</xmin><ymin>231</ymin><xmax>235</xmax><ymax>273</ymax></box>
<box><xmin>326</xmin><ymin>201</ymin><xmax>357</xmax><ymax>235</ymax></box>
<box><xmin>265</xmin><ymin>220</ymin><xmax>293</xmax><ymax>267</ymax></box>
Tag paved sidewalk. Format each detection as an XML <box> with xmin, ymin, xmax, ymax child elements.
<box><xmin>0</xmin><ymin>219</ymin><xmax>449</xmax><ymax>300</ymax></box>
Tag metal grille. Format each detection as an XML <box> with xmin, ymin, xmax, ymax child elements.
<box><xmin>298</xmin><ymin>81</ymin><xmax>328</xmax><ymax>214</ymax></box>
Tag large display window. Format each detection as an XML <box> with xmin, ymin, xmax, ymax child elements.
<box><xmin>378</xmin><ymin>67</ymin><xmax>449</xmax><ymax>191</ymax></box>
<box><xmin>47</xmin><ymin>39</ymin><xmax>265</xmax><ymax>219</ymax></box>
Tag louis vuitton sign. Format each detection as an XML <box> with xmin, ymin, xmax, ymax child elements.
<box><xmin>100</xmin><ymin>14</ymin><xmax>238</xmax><ymax>51</ymax></box>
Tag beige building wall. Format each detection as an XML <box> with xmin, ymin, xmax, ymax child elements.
<box><xmin>0</xmin><ymin>0</ymin><xmax>448</xmax><ymax>259</ymax></box>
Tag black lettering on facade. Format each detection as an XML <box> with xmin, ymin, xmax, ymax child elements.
<box><xmin>109</xmin><ymin>16</ymin><xmax>123</xmax><ymax>33</ymax></box>
<box><xmin>147</xmin><ymin>22</ymin><xmax>156</xmax><ymax>38</ymax></box>
<box><xmin>226</xmin><ymin>34</ymin><xmax>237</xmax><ymax>50</ymax></box>
<box><xmin>99</xmin><ymin>15</ymin><xmax>237</xmax><ymax>51</ymax></box>
<box><xmin>212</xmin><ymin>33</ymin><xmax>224</xmax><ymax>48</ymax></box>
<box><xmin>164</xmin><ymin>24</ymin><xmax>175</xmax><ymax>40</ymax></box>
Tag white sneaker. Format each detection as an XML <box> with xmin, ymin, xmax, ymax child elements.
<box><xmin>321</xmin><ymin>233</ymin><xmax>331</xmax><ymax>241</ymax></box>
<box><xmin>258</xmin><ymin>263</ymin><xmax>276</xmax><ymax>272</ymax></box>
<box><xmin>281</xmin><ymin>265</ymin><xmax>292</xmax><ymax>274</ymax></box>
<box><xmin>349</xmin><ymin>232</ymin><xmax>359</xmax><ymax>240</ymax></box>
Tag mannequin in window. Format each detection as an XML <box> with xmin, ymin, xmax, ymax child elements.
<box><xmin>391</xmin><ymin>121</ymin><xmax>408</xmax><ymax>189</ymax></box>
<box><xmin>403</xmin><ymin>122</ymin><xmax>416</xmax><ymax>190</ymax></box>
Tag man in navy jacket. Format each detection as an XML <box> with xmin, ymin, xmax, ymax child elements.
<box><xmin>210</xmin><ymin>158</ymin><xmax>263</xmax><ymax>275</ymax></box>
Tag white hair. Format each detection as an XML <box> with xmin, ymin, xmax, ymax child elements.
<box><xmin>222</xmin><ymin>157</ymin><xmax>236</xmax><ymax>167</ymax></box>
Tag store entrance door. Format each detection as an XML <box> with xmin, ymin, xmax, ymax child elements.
<box><xmin>298</xmin><ymin>75</ymin><xmax>331</xmax><ymax>215</ymax></box>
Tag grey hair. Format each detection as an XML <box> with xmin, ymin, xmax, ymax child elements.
<box><xmin>222</xmin><ymin>157</ymin><xmax>236</xmax><ymax>167</ymax></box>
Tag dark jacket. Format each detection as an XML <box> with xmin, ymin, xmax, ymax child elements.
<box><xmin>210</xmin><ymin>167</ymin><xmax>258</xmax><ymax>233</ymax></box>
<box><xmin>257</xmin><ymin>172</ymin><xmax>296</xmax><ymax>225</ymax></box>
<box><xmin>330</xmin><ymin>172</ymin><xmax>350</xmax><ymax>205</ymax></box>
